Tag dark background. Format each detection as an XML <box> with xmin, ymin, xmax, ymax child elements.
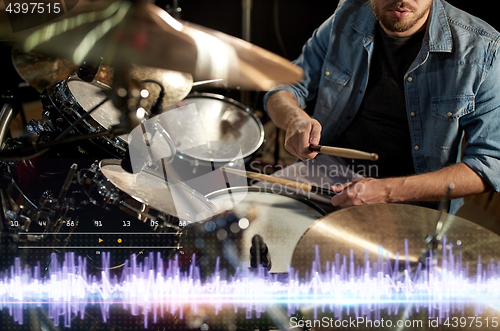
<box><xmin>0</xmin><ymin>0</ymin><xmax>497</xmax><ymax>109</ymax></box>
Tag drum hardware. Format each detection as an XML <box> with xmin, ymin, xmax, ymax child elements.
<box><xmin>54</xmin><ymin>94</ymin><xmax>112</xmax><ymax>142</ymax></box>
<box><xmin>0</xmin><ymin>103</ymin><xmax>20</xmax><ymax>149</ymax></box>
<box><xmin>0</xmin><ymin>126</ymin><xmax>128</xmax><ymax>161</ymax></box>
<box><xmin>77</xmin><ymin>57</ymin><xmax>104</xmax><ymax>83</ymax></box>
<box><xmin>250</xmin><ymin>234</ymin><xmax>271</xmax><ymax>270</ymax></box>
<box><xmin>57</xmin><ymin>163</ymin><xmax>78</xmax><ymax>200</ymax></box>
<box><xmin>423</xmin><ymin>183</ymin><xmax>455</xmax><ymax>260</ymax></box>
<box><xmin>165</xmin><ymin>0</ymin><xmax>181</xmax><ymax>19</ymax></box>
<box><xmin>141</xmin><ymin>79</ymin><xmax>165</xmax><ymax>116</ymax></box>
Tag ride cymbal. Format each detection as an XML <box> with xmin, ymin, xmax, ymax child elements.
<box><xmin>291</xmin><ymin>204</ymin><xmax>500</xmax><ymax>278</ymax></box>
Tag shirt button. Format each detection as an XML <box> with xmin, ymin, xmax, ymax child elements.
<box><xmin>325</xmin><ymin>71</ymin><xmax>330</xmax><ymax>76</ymax></box>
<box><xmin>447</xmin><ymin>112</ymin><xmax>453</xmax><ymax>117</ymax></box>
<box><xmin>414</xmin><ymin>145</ymin><xmax>420</xmax><ymax>151</ymax></box>
<box><xmin>410</xmin><ymin>112</ymin><xmax>416</xmax><ymax>117</ymax></box>
<box><xmin>407</xmin><ymin>77</ymin><xmax>413</xmax><ymax>82</ymax></box>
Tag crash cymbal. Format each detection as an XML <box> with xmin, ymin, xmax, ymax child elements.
<box><xmin>18</xmin><ymin>1</ymin><xmax>303</xmax><ymax>90</ymax></box>
<box><xmin>291</xmin><ymin>204</ymin><xmax>500</xmax><ymax>278</ymax></box>
<box><xmin>12</xmin><ymin>46</ymin><xmax>192</xmax><ymax>108</ymax></box>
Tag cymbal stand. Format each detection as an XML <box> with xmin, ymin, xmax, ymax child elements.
<box><xmin>422</xmin><ymin>183</ymin><xmax>455</xmax><ymax>261</ymax></box>
<box><xmin>165</xmin><ymin>0</ymin><xmax>181</xmax><ymax>19</ymax></box>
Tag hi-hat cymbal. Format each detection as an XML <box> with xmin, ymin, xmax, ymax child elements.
<box><xmin>12</xmin><ymin>46</ymin><xmax>193</xmax><ymax>108</ymax></box>
<box><xmin>99</xmin><ymin>159</ymin><xmax>215</xmax><ymax>222</ymax></box>
<box><xmin>11</xmin><ymin>45</ymin><xmax>113</xmax><ymax>91</ymax></box>
<box><xmin>291</xmin><ymin>204</ymin><xmax>500</xmax><ymax>278</ymax></box>
<box><xmin>17</xmin><ymin>1</ymin><xmax>303</xmax><ymax>90</ymax></box>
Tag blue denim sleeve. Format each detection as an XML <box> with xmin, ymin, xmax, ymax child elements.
<box><xmin>263</xmin><ymin>4</ymin><xmax>340</xmax><ymax>112</ymax></box>
<box><xmin>461</xmin><ymin>41</ymin><xmax>500</xmax><ymax>192</ymax></box>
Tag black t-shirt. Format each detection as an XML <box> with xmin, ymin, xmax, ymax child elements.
<box><xmin>335</xmin><ymin>23</ymin><xmax>425</xmax><ymax>178</ymax></box>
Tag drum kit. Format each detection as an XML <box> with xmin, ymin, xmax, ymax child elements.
<box><xmin>1</xmin><ymin>0</ymin><xmax>499</xmax><ymax>330</ymax></box>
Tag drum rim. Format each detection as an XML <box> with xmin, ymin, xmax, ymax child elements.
<box><xmin>205</xmin><ymin>185</ymin><xmax>327</xmax><ymax>216</ymax></box>
<box><xmin>176</xmin><ymin>92</ymin><xmax>266</xmax><ymax>163</ymax></box>
<box><xmin>66</xmin><ymin>75</ymin><xmax>128</xmax><ymax>143</ymax></box>
<box><xmin>99</xmin><ymin>159</ymin><xmax>217</xmax><ymax>217</ymax></box>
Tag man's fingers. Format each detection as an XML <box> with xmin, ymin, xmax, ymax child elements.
<box><xmin>284</xmin><ymin>118</ymin><xmax>322</xmax><ymax>160</ymax></box>
<box><xmin>309</xmin><ymin>121</ymin><xmax>322</xmax><ymax>145</ymax></box>
<box><xmin>331</xmin><ymin>181</ymin><xmax>352</xmax><ymax>193</ymax></box>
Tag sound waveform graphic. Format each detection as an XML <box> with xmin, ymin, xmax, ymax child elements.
<box><xmin>1</xmin><ymin>240</ymin><xmax>500</xmax><ymax>328</ymax></box>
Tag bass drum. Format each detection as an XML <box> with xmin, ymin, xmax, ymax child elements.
<box><xmin>205</xmin><ymin>187</ymin><xmax>325</xmax><ymax>273</ymax></box>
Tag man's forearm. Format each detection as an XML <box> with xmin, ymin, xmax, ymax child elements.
<box><xmin>388</xmin><ymin>162</ymin><xmax>491</xmax><ymax>202</ymax></box>
<box><xmin>332</xmin><ymin>162</ymin><xmax>492</xmax><ymax>207</ymax></box>
<box><xmin>266</xmin><ymin>91</ymin><xmax>310</xmax><ymax>130</ymax></box>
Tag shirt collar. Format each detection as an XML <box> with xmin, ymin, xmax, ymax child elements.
<box><xmin>427</xmin><ymin>0</ymin><xmax>453</xmax><ymax>52</ymax></box>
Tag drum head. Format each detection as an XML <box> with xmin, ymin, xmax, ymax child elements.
<box><xmin>162</xmin><ymin>93</ymin><xmax>264</xmax><ymax>163</ymax></box>
<box><xmin>67</xmin><ymin>78</ymin><xmax>128</xmax><ymax>142</ymax></box>
<box><xmin>206</xmin><ymin>187</ymin><xmax>325</xmax><ymax>273</ymax></box>
<box><xmin>100</xmin><ymin>159</ymin><xmax>215</xmax><ymax>221</ymax></box>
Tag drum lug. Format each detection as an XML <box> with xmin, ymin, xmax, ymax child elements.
<box><xmin>90</xmin><ymin>161</ymin><xmax>99</xmax><ymax>171</ymax></box>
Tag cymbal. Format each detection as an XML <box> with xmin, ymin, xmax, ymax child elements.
<box><xmin>129</xmin><ymin>64</ymin><xmax>193</xmax><ymax>110</ymax></box>
<box><xmin>18</xmin><ymin>1</ymin><xmax>303</xmax><ymax>90</ymax></box>
<box><xmin>99</xmin><ymin>159</ymin><xmax>215</xmax><ymax>222</ymax></box>
<box><xmin>12</xmin><ymin>46</ymin><xmax>193</xmax><ymax>108</ymax></box>
<box><xmin>291</xmin><ymin>204</ymin><xmax>500</xmax><ymax>278</ymax></box>
<box><xmin>11</xmin><ymin>45</ymin><xmax>113</xmax><ymax>92</ymax></box>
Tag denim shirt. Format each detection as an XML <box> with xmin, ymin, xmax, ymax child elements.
<box><xmin>264</xmin><ymin>0</ymin><xmax>500</xmax><ymax>213</ymax></box>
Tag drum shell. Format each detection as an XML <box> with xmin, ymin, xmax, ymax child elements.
<box><xmin>39</xmin><ymin>75</ymin><xmax>127</xmax><ymax>159</ymax></box>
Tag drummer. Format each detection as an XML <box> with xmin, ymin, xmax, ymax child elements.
<box><xmin>263</xmin><ymin>0</ymin><xmax>500</xmax><ymax>214</ymax></box>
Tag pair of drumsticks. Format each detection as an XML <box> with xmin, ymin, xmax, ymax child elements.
<box><xmin>222</xmin><ymin>145</ymin><xmax>378</xmax><ymax>197</ymax></box>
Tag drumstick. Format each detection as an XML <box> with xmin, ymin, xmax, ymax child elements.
<box><xmin>221</xmin><ymin>167</ymin><xmax>336</xmax><ymax>197</ymax></box>
<box><xmin>309</xmin><ymin>144</ymin><xmax>379</xmax><ymax>161</ymax></box>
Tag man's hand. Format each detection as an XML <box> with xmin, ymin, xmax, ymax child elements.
<box><xmin>330</xmin><ymin>163</ymin><xmax>491</xmax><ymax>208</ymax></box>
<box><xmin>266</xmin><ymin>91</ymin><xmax>322</xmax><ymax>161</ymax></box>
<box><xmin>284</xmin><ymin>117</ymin><xmax>322</xmax><ymax>161</ymax></box>
<box><xmin>331</xmin><ymin>177</ymin><xmax>397</xmax><ymax>207</ymax></box>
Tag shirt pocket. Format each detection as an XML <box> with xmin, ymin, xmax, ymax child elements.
<box><xmin>317</xmin><ymin>61</ymin><xmax>352</xmax><ymax>109</ymax></box>
<box><xmin>430</xmin><ymin>95</ymin><xmax>474</xmax><ymax>150</ymax></box>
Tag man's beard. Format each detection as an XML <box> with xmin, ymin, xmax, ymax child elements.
<box><xmin>370</xmin><ymin>1</ymin><xmax>432</xmax><ymax>33</ymax></box>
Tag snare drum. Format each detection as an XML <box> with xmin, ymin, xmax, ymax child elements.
<box><xmin>38</xmin><ymin>75</ymin><xmax>127</xmax><ymax>158</ymax></box>
<box><xmin>206</xmin><ymin>187</ymin><xmax>325</xmax><ymax>273</ymax></box>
